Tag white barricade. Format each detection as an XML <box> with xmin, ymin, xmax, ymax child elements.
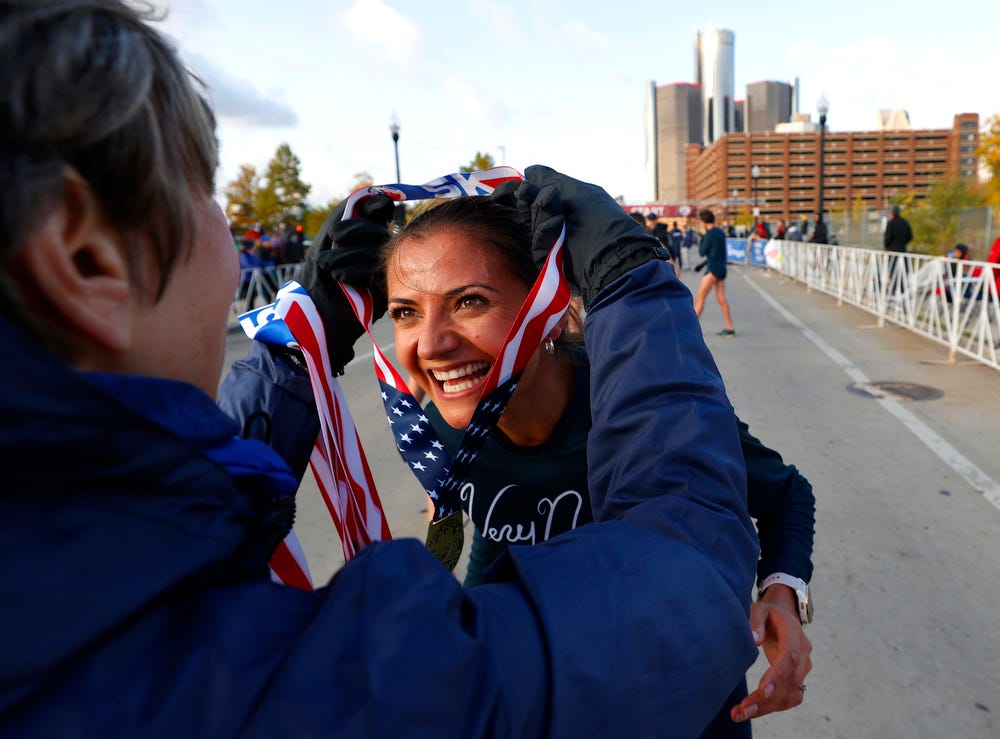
<box><xmin>767</xmin><ymin>242</ymin><xmax>1000</xmax><ymax>371</ymax></box>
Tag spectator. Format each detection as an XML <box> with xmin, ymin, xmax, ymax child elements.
<box><xmin>684</xmin><ymin>220</ymin><xmax>699</xmax><ymax>268</ymax></box>
<box><xmin>669</xmin><ymin>220</ymin><xmax>685</xmax><ymax>268</ymax></box>
<box><xmin>884</xmin><ymin>205</ymin><xmax>913</xmax><ymax>253</ymax></box>
<box><xmin>282</xmin><ymin>224</ymin><xmax>306</xmax><ymax>264</ymax></box>
<box><xmin>810</xmin><ymin>213</ymin><xmax>828</xmax><ymax>245</ymax></box>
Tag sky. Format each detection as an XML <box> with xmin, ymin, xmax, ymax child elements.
<box><xmin>152</xmin><ymin>0</ymin><xmax>999</xmax><ymax>210</ymax></box>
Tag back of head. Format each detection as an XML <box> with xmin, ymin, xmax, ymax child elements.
<box><xmin>1</xmin><ymin>0</ymin><xmax>218</xmax><ymax>330</ymax></box>
<box><xmin>698</xmin><ymin>209</ymin><xmax>715</xmax><ymax>225</ymax></box>
<box><xmin>891</xmin><ymin>205</ymin><xmax>902</xmax><ymax>217</ymax></box>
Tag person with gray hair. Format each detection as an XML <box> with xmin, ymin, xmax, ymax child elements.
<box><xmin>0</xmin><ymin>1</ymin><xmax>758</xmax><ymax>736</ymax></box>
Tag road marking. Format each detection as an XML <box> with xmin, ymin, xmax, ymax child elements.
<box><xmin>742</xmin><ymin>272</ymin><xmax>1000</xmax><ymax>513</ymax></box>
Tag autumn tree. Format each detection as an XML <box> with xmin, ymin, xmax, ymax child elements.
<box><xmin>977</xmin><ymin>114</ymin><xmax>1000</xmax><ymax>209</ymax></box>
<box><xmin>255</xmin><ymin>143</ymin><xmax>312</xmax><ymax>231</ymax></box>
<box><xmin>352</xmin><ymin>171</ymin><xmax>374</xmax><ymax>190</ymax></box>
<box><xmin>459</xmin><ymin>151</ymin><xmax>496</xmax><ymax>173</ymax></box>
<box><xmin>906</xmin><ymin>177</ymin><xmax>985</xmax><ymax>255</ymax></box>
<box><xmin>303</xmin><ymin>199</ymin><xmax>340</xmax><ymax>243</ymax></box>
<box><xmin>224</xmin><ymin>164</ymin><xmax>258</xmax><ymax>232</ymax></box>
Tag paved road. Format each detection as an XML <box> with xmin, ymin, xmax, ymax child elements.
<box><xmin>223</xmin><ymin>265</ymin><xmax>1000</xmax><ymax>738</ymax></box>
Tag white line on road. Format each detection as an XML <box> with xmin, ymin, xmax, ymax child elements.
<box><xmin>742</xmin><ymin>272</ymin><xmax>1000</xmax><ymax>513</ymax></box>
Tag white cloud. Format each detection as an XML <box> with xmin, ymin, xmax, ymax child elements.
<box><xmin>440</xmin><ymin>72</ymin><xmax>512</xmax><ymax>129</ymax></box>
<box><xmin>187</xmin><ymin>52</ymin><xmax>297</xmax><ymax>127</ymax></box>
<box><xmin>340</xmin><ymin>0</ymin><xmax>424</xmax><ymax>73</ymax></box>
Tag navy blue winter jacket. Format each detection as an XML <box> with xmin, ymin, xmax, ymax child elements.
<box><xmin>2</xmin><ymin>261</ymin><xmax>757</xmax><ymax>737</ymax></box>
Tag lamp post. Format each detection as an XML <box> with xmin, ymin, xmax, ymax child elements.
<box><xmin>389</xmin><ymin>114</ymin><xmax>401</xmax><ymax>182</ymax></box>
<box><xmin>389</xmin><ymin>114</ymin><xmax>404</xmax><ymax>227</ymax></box>
<box><xmin>817</xmin><ymin>95</ymin><xmax>829</xmax><ymax>222</ymax></box>
<box><xmin>751</xmin><ymin>164</ymin><xmax>760</xmax><ymax>218</ymax></box>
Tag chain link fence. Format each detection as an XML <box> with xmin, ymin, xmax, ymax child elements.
<box><xmin>826</xmin><ymin>206</ymin><xmax>997</xmax><ymax>259</ymax></box>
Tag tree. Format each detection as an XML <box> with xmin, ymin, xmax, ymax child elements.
<box><xmin>977</xmin><ymin>114</ymin><xmax>1000</xmax><ymax>209</ymax></box>
<box><xmin>352</xmin><ymin>171</ymin><xmax>374</xmax><ymax>190</ymax></box>
<box><xmin>255</xmin><ymin>143</ymin><xmax>312</xmax><ymax>231</ymax></box>
<box><xmin>459</xmin><ymin>151</ymin><xmax>496</xmax><ymax>173</ymax></box>
<box><xmin>303</xmin><ymin>199</ymin><xmax>340</xmax><ymax>243</ymax></box>
<box><xmin>907</xmin><ymin>177</ymin><xmax>985</xmax><ymax>255</ymax></box>
<box><xmin>224</xmin><ymin>164</ymin><xmax>258</xmax><ymax>232</ymax></box>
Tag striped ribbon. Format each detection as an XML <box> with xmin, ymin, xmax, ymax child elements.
<box><xmin>240</xmin><ymin>168</ymin><xmax>570</xmax><ymax>588</ymax></box>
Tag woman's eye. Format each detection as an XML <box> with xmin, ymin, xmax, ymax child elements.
<box><xmin>389</xmin><ymin>306</ymin><xmax>416</xmax><ymax>322</ymax></box>
<box><xmin>457</xmin><ymin>294</ymin><xmax>487</xmax><ymax>310</ymax></box>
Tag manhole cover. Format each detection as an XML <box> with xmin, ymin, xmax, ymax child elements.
<box><xmin>846</xmin><ymin>381</ymin><xmax>943</xmax><ymax>401</ymax></box>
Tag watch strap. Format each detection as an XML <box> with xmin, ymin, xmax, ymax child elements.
<box><xmin>758</xmin><ymin>572</ymin><xmax>812</xmax><ymax>625</ymax></box>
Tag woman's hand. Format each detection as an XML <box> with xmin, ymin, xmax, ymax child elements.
<box><xmin>731</xmin><ymin>584</ymin><xmax>813</xmax><ymax>722</ymax></box>
<box><xmin>491</xmin><ymin>165</ymin><xmax>666</xmax><ymax>307</ymax></box>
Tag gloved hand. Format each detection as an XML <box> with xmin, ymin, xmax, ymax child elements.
<box><xmin>297</xmin><ymin>193</ymin><xmax>394</xmax><ymax>374</ymax></box>
<box><xmin>694</xmin><ymin>259</ymin><xmax>708</xmax><ymax>273</ymax></box>
<box><xmin>491</xmin><ymin>165</ymin><xmax>667</xmax><ymax>306</ymax></box>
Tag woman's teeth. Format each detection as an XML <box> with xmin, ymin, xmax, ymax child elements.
<box><xmin>432</xmin><ymin>362</ymin><xmax>489</xmax><ymax>393</ymax></box>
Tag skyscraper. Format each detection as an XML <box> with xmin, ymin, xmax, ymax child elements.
<box><xmin>745</xmin><ymin>81</ymin><xmax>793</xmax><ymax>133</ymax></box>
<box><xmin>695</xmin><ymin>28</ymin><xmax>736</xmax><ymax>144</ymax></box>
<box><xmin>646</xmin><ymin>82</ymin><xmax>702</xmax><ymax>201</ymax></box>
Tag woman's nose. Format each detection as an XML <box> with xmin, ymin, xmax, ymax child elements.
<box><xmin>416</xmin><ymin>312</ymin><xmax>461</xmax><ymax>360</ymax></box>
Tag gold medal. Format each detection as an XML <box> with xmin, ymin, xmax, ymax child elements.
<box><xmin>425</xmin><ymin>509</ymin><xmax>464</xmax><ymax>571</ymax></box>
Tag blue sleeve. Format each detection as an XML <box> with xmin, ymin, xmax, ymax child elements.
<box><xmin>217</xmin><ymin>341</ymin><xmax>319</xmax><ymax>482</ymax></box>
<box><xmin>738</xmin><ymin>419</ymin><xmax>816</xmax><ymax>584</ymax></box>
<box><xmin>583</xmin><ymin>260</ymin><xmax>758</xmax><ymax>601</ymax></box>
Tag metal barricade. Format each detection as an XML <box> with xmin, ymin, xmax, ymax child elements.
<box><xmin>769</xmin><ymin>242</ymin><xmax>999</xmax><ymax>371</ymax></box>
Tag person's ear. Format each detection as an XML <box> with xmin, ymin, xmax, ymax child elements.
<box><xmin>550</xmin><ymin>317</ymin><xmax>567</xmax><ymax>343</ymax></box>
<box><xmin>17</xmin><ymin>168</ymin><xmax>133</xmax><ymax>353</ymax></box>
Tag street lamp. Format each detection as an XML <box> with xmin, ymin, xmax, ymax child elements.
<box><xmin>389</xmin><ymin>114</ymin><xmax>401</xmax><ymax>182</ymax></box>
<box><xmin>751</xmin><ymin>164</ymin><xmax>761</xmax><ymax>217</ymax></box>
<box><xmin>389</xmin><ymin>114</ymin><xmax>403</xmax><ymax>227</ymax></box>
<box><xmin>817</xmin><ymin>95</ymin><xmax>829</xmax><ymax>222</ymax></box>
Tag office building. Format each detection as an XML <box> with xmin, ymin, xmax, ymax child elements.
<box><xmin>686</xmin><ymin>113</ymin><xmax>980</xmax><ymax>222</ymax></box>
<box><xmin>745</xmin><ymin>81</ymin><xmax>794</xmax><ymax>133</ymax></box>
<box><xmin>647</xmin><ymin>82</ymin><xmax>702</xmax><ymax>202</ymax></box>
<box><xmin>695</xmin><ymin>28</ymin><xmax>736</xmax><ymax>144</ymax></box>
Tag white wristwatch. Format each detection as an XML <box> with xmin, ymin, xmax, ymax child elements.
<box><xmin>758</xmin><ymin>572</ymin><xmax>813</xmax><ymax>625</ymax></box>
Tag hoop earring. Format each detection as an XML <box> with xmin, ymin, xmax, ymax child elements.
<box><xmin>544</xmin><ymin>337</ymin><xmax>555</xmax><ymax>355</ymax></box>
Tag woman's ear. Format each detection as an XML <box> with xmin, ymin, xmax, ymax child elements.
<box><xmin>550</xmin><ymin>313</ymin><xmax>571</xmax><ymax>342</ymax></box>
<box><xmin>16</xmin><ymin>169</ymin><xmax>133</xmax><ymax>353</ymax></box>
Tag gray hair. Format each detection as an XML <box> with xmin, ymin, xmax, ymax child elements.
<box><xmin>0</xmin><ymin>0</ymin><xmax>218</xmax><ymax>316</ymax></box>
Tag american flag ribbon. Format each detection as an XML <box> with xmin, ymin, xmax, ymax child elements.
<box><xmin>239</xmin><ymin>168</ymin><xmax>570</xmax><ymax>587</ymax></box>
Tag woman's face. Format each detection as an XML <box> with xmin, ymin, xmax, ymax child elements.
<box><xmin>386</xmin><ymin>229</ymin><xmax>531</xmax><ymax>429</ymax></box>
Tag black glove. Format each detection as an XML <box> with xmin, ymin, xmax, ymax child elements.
<box><xmin>297</xmin><ymin>194</ymin><xmax>394</xmax><ymax>374</ymax></box>
<box><xmin>694</xmin><ymin>259</ymin><xmax>707</xmax><ymax>273</ymax></box>
<box><xmin>492</xmin><ymin>166</ymin><xmax>667</xmax><ymax>306</ymax></box>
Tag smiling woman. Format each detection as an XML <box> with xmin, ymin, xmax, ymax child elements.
<box><xmin>383</xmin><ymin>198</ymin><xmax>577</xmax><ymax>443</ymax></box>
<box><xmin>378</xmin><ymin>190</ymin><xmax>816</xmax><ymax>732</ymax></box>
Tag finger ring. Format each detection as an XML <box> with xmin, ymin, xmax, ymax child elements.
<box><xmin>800</xmin><ymin>684</ymin><xmax>807</xmax><ymax>693</ymax></box>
